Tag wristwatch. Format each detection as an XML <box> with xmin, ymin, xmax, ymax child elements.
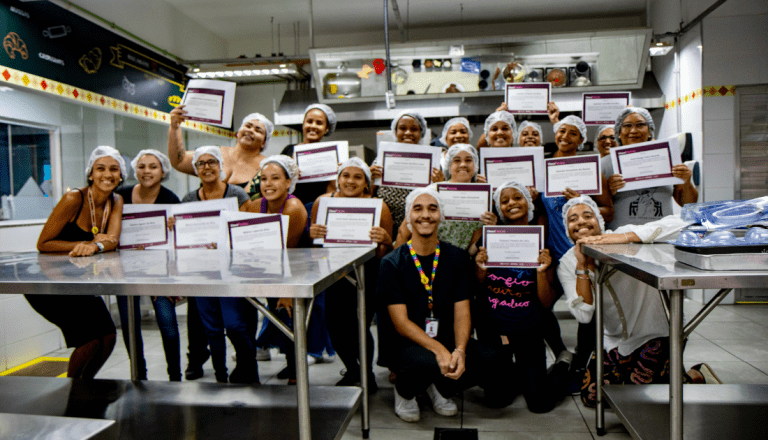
<box><xmin>575</xmin><ymin>269</ymin><xmax>591</xmax><ymax>276</ymax></box>
<box><xmin>94</xmin><ymin>242</ymin><xmax>105</xmax><ymax>253</ymax></box>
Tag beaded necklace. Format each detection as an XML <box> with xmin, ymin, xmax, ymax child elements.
<box><xmin>406</xmin><ymin>239</ymin><xmax>439</xmax><ymax>317</ymax></box>
<box><xmin>87</xmin><ymin>188</ymin><xmax>110</xmax><ymax>235</ymax></box>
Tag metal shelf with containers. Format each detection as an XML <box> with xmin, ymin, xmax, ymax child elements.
<box><xmin>308</xmin><ymin>28</ymin><xmax>653</xmax><ymax>104</ymax></box>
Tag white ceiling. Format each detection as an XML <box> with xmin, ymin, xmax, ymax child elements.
<box><xmin>165</xmin><ymin>0</ymin><xmax>648</xmax><ymax>44</ymax></box>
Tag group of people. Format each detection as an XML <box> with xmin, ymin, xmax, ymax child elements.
<box><xmin>27</xmin><ymin>99</ymin><xmax>719</xmax><ymax>424</ymax></box>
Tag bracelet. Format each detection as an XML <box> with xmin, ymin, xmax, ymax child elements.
<box><xmin>623</xmin><ymin>232</ymin><xmax>630</xmax><ymax>243</ymax></box>
<box><xmin>454</xmin><ymin>348</ymin><xmax>465</xmax><ymax>354</ymax></box>
<box><xmin>575</xmin><ymin>269</ymin><xmax>590</xmax><ymax>275</ymax></box>
<box><xmin>576</xmin><ymin>275</ymin><xmax>591</xmax><ymax>281</ymax></box>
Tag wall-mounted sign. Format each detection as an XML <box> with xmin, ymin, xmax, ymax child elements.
<box><xmin>0</xmin><ymin>0</ymin><xmax>186</xmax><ymax>114</ymax></box>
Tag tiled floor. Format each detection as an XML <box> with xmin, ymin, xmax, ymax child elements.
<box><xmin>43</xmin><ymin>299</ymin><xmax>768</xmax><ymax>439</ymax></box>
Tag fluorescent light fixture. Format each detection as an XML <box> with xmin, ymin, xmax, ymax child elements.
<box><xmin>449</xmin><ymin>45</ymin><xmax>464</xmax><ymax>56</ymax></box>
<box><xmin>192</xmin><ymin>63</ymin><xmax>299</xmax><ymax>79</ymax></box>
<box><xmin>649</xmin><ymin>41</ymin><xmax>673</xmax><ymax>56</ymax></box>
<box><xmin>193</xmin><ymin>68</ymin><xmax>200</xmax><ymax>72</ymax></box>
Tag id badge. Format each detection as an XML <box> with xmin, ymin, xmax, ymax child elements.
<box><xmin>425</xmin><ymin>318</ymin><xmax>439</xmax><ymax>338</ymax></box>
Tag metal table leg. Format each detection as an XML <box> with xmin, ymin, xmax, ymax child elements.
<box><xmin>595</xmin><ymin>265</ymin><xmax>608</xmax><ymax>436</ymax></box>
<box><xmin>667</xmin><ymin>289</ymin><xmax>684</xmax><ymax>440</ymax></box>
<box><xmin>126</xmin><ymin>295</ymin><xmax>139</xmax><ymax>382</ymax></box>
<box><xmin>354</xmin><ymin>263</ymin><xmax>370</xmax><ymax>439</ymax></box>
<box><xmin>293</xmin><ymin>298</ymin><xmax>311</xmax><ymax>440</ymax></box>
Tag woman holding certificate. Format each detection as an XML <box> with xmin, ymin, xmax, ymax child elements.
<box><xmin>181</xmin><ymin>146</ymin><xmax>255</xmax><ymax>384</ymax></box>
<box><xmin>309</xmin><ymin>157</ymin><xmax>393</xmax><ymax>391</ymax></box>
<box><xmin>603</xmin><ymin>107</ymin><xmax>698</xmax><ymax>229</ymax></box>
<box><xmin>30</xmin><ymin>146</ymin><xmax>125</xmax><ymax>378</ymax></box>
<box><xmin>557</xmin><ymin>197</ymin><xmax>717</xmax><ymax>408</ymax></box>
<box><xmin>394</xmin><ymin>144</ymin><xmax>495</xmax><ymax>251</ymax></box>
<box><xmin>243</xmin><ymin>154</ymin><xmax>308</xmax><ymax>384</ymax></box>
<box><xmin>483</xmin><ymin>111</ymin><xmax>517</xmax><ymax>149</ymax></box>
<box><xmin>168</xmin><ymin>109</ymin><xmax>272</xmax><ymax>198</ymax></box>
<box><xmin>115</xmin><ymin>149</ymin><xmax>183</xmax><ymax>381</ymax></box>
<box><xmin>370</xmin><ymin>111</ymin><xmax>441</xmax><ymax>239</ymax></box>
<box><xmin>474</xmin><ymin>181</ymin><xmax>570</xmax><ymax>413</ymax></box>
<box><xmin>280</xmin><ymin>103</ymin><xmax>339</xmax><ymax>208</ymax></box>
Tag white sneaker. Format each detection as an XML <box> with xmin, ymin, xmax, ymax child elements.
<box><xmin>427</xmin><ymin>384</ymin><xmax>458</xmax><ymax>416</ymax></box>
<box><xmin>394</xmin><ymin>388</ymin><xmax>420</xmax><ymax>422</ymax></box>
<box><xmin>307</xmin><ymin>355</ymin><xmax>318</xmax><ymax>366</ymax></box>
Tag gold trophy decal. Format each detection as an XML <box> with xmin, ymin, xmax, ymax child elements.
<box><xmin>78</xmin><ymin>48</ymin><xmax>102</xmax><ymax>74</ymax></box>
<box><xmin>3</xmin><ymin>32</ymin><xmax>29</xmax><ymax>60</ymax></box>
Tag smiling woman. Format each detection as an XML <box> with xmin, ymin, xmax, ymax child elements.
<box><xmin>168</xmin><ymin>108</ymin><xmax>272</xmax><ymax>199</ymax></box>
<box><xmin>27</xmin><ymin>146</ymin><xmax>127</xmax><ymax>379</ymax></box>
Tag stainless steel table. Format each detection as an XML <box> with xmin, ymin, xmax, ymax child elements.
<box><xmin>0</xmin><ymin>376</ymin><xmax>360</xmax><ymax>440</ymax></box>
<box><xmin>0</xmin><ymin>248</ymin><xmax>375</xmax><ymax>440</ymax></box>
<box><xmin>582</xmin><ymin>243</ymin><xmax>768</xmax><ymax>440</ymax></box>
<box><xmin>0</xmin><ymin>412</ymin><xmax>115</xmax><ymax>440</ymax></box>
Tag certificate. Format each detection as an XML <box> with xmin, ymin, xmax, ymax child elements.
<box><xmin>325</xmin><ymin>207</ymin><xmax>377</xmax><ymax>245</ymax></box>
<box><xmin>436</xmin><ymin>183</ymin><xmax>491</xmax><ymax>221</ymax></box>
<box><xmin>582</xmin><ymin>92</ymin><xmax>631</xmax><ymax>125</ymax></box>
<box><xmin>219</xmin><ymin>211</ymin><xmax>289</xmax><ymax>250</ymax></box>
<box><xmin>544</xmin><ymin>154</ymin><xmax>602</xmax><ymax>197</ymax></box>
<box><xmin>314</xmin><ymin>197</ymin><xmax>383</xmax><ymax>247</ymax></box>
<box><xmin>610</xmin><ymin>136</ymin><xmax>683</xmax><ymax>192</ymax></box>
<box><xmin>118</xmin><ymin>204</ymin><xmax>174</xmax><ymax>250</ymax></box>
<box><xmin>119</xmin><ymin>210</ymin><xmax>168</xmax><ymax>250</ymax></box>
<box><xmin>505</xmin><ymin>83</ymin><xmax>551</xmax><ymax>114</ymax></box>
<box><xmin>483</xmin><ymin>226</ymin><xmax>544</xmax><ymax>268</ymax></box>
<box><xmin>375</xmin><ymin>142</ymin><xmax>442</xmax><ymax>189</ymax></box>
<box><xmin>479</xmin><ymin>147</ymin><xmax>545</xmax><ymax>191</ymax></box>
<box><xmin>171</xmin><ymin>198</ymin><xmax>238</xmax><ymax>249</ymax></box>
<box><xmin>181</xmin><ymin>79</ymin><xmax>236</xmax><ymax>128</ymax></box>
<box><xmin>294</xmin><ymin>141</ymin><xmax>349</xmax><ymax>182</ymax></box>
<box><xmin>173</xmin><ymin>211</ymin><xmax>222</xmax><ymax>249</ymax></box>
<box><xmin>227</xmin><ymin>215</ymin><xmax>284</xmax><ymax>250</ymax></box>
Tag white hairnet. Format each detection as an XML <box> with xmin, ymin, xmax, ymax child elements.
<box><xmin>336</xmin><ymin>157</ymin><xmax>371</xmax><ymax>190</ymax></box>
<box><xmin>391</xmin><ymin>111</ymin><xmax>428</xmax><ymax>145</ymax></box>
<box><xmin>614</xmin><ymin>107</ymin><xmax>655</xmax><ymax>145</ymax></box>
<box><xmin>86</xmin><ymin>146</ymin><xmax>127</xmax><ymax>182</ymax></box>
<box><xmin>443</xmin><ymin>144</ymin><xmax>479</xmax><ymax>181</ymax></box>
<box><xmin>594</xmin><ymin>124</ymin><xmax>614</xmax><ymax>145</ymax></box>
<box><xmin>515</xmin><ymin>120</ymin><xmax>542</xmax><ymax>146</ymax></box>
<box><xmin>405</xmin><ymin>187</ymin><xmax>445</xmax><ymax>232</ymax></box>
<box><xmin>192</xmin><ymin>146</ymin><xmax>224</xmax><ymax>179</ymax></box>
<box><xmin>483</xmin><ymin>111</ymin><xmax>517</xmax><ymax>142</ymax></box>
<box><xmin>260</xmin><ymin>154</ymin><xmax>300</xmax><ymax>194</ymax></box>
<box><xmin>440</xmin><ymin>117</ymin><xmax>473</xmax><ymax>146</ymax></box>
<box><xmin>131</xmin><ymin>149</ymin><xmax>172</xmax><ymax>182</ymax></box>
<box><xmin>240</xmin><ymin>113</ymin><xmax>274</xmax><ymax>149</ymax></box>
<box><xmin>305</xmin><ymin>104</ymin><xmax>337</xmax><ymax>135</ymax></box>
<box><xmin>494</xmin><ymin>181</ymin><xmax>534</xmax><ymax>223</ymax></box>
<box><xmin>562</xmin><ymin>196</ymin><xmax>605</xmax><ymax>244</ymax></box>
<box><xmin>554</xmin><ymin>115</ymin><xmax>587</xmax><ymax>151</ymax></box>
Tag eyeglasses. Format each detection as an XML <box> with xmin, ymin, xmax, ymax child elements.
<box><xmin>598</xmin><ymin>135</ymin><xmax>615</xmax><ymax>142</ymax></box>
<box><xmin>194</xmin><ymin>159</ymin><xmax>219</xmax><ymax>169</ymax></box>
<box><xmin>620</xmin><ymin>122</ymin><xmax>649</xmax><ymax>131</ymax></box>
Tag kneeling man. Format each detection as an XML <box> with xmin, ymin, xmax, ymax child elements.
<box><xmin>378</xmin><ymin>188</ymin><xmax>513</xmax><ymax>422</ymax></box>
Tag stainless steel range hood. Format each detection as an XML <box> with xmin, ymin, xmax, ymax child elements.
<box><xmin>274</xmin><ymin>71</ymin><xmax>665</xmax><ymax>129</ymax></box>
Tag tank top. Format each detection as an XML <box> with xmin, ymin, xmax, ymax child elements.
<box><xmin>56</xmin><ymin>188</ymin><xmax>113</xmax><ymax>242</ymax></box>
<box><xmin>259</xmin><ymin>194</ymin><xmax>297</xmax><ymax>214</ymax></box>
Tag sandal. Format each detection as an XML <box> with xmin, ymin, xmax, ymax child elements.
<box><xmin>691</xmin><ymin>363</ymin><xmax>722</xmax><ymax>384</ymax></box>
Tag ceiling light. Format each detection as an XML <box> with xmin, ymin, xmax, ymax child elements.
<box><xmin>192</xmin><ymin>68</ymin><xmax>200</xmax><ymax>72</ymax></box>
<box><xmin>649</xmin><ymin>41</ymin><xmax>673</xmax><ymax>56</ymax></box>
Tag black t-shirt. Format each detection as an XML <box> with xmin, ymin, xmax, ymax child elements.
<box><xmin>116</xmin><ymin>185</ymin><xmax>181</xmax><ymax>205</ymax></box>
<box><xmin>281</xmin><ymin>144</ymin><xmax>333</xmax><ymax>206</ymax></box>
<box><xmin>378</xmin><ymin>241</ymin><xmax>475</xmax><ymax>350</ymax></box>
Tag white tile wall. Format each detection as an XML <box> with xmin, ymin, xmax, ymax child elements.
<box><xmin>703</xmin><ymin>95</ymin><xmax>735</xmax><ymax>121</ymax></box>
<box><xmin>703</xmin><ymin>186</ymin><xmax>735</xmax><ymax>202</ymax></box>
<box><xmin>6</xmin><ymin>332</ymin><xmax>64</xmax><ymax>369</ymax></box>
<box><xmin>0</xmin><ymin>224</ymin><xmax>44</xmax><ymax>252</ymax></box>
<box><xmin>703</xmin><ymin>15</ymin><xmax>768</xmax><ymax>86</ymax></box>
<box><xmin>703</xmin><ymin>119</ymin><xmax>736</xmax><ymax>155</ymax></box>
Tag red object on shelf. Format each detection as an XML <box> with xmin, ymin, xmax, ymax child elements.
<box><xmin>373</xmin><ymin>58</ymin><xmax>386</xmax><ymax>74</ymax></box>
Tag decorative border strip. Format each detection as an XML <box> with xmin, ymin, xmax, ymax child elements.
<box><xmin>665</xmin><ymin>85</ymin><xmax>735</xmax><ymax>110</ymax></box>
<box><xmin>1</xmin><ymin>64</ymin><xmax>235</xmax><ymax>139</ymax></box>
